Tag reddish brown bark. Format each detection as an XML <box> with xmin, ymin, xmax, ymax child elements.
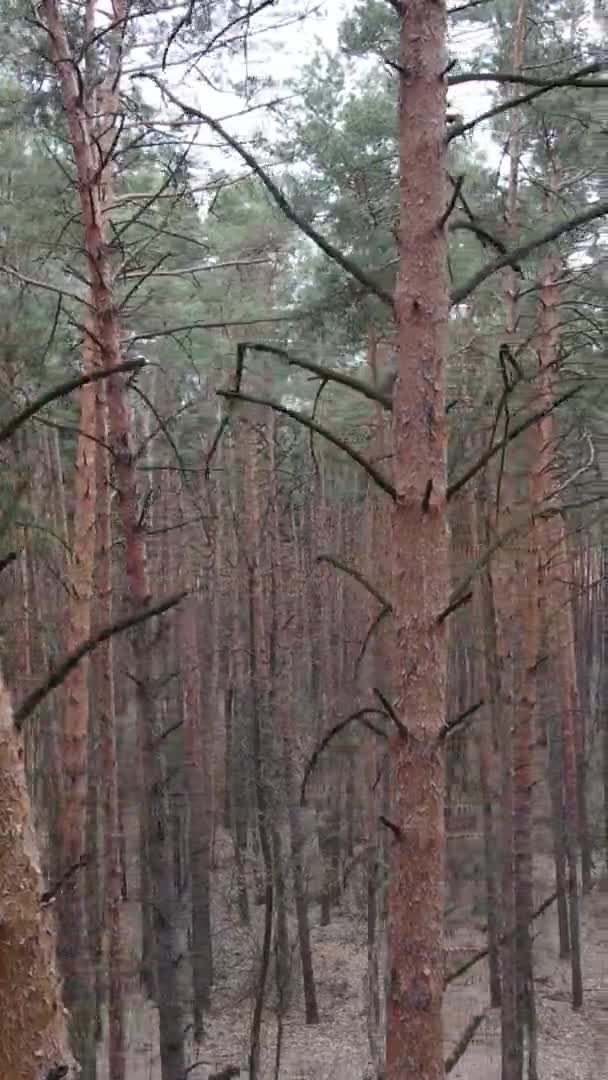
<box><xmin>0</xmin><ymin>668</ymin><xmax>78</xmax><ymax>1080</ymax></box>
<box><xmin>57</xmin><ymin>321</ymin><xmax>98</xmax><ymax>1070</ymax></box>
<box><xmin>272</xmin><ymin>465</ymin><xmax>319</xmax><ymax>1025</ymax></box>
<box><xmin>534</xmin><ymin>259</ymin><xmax>583</xmax><ymax>1009</ymax></box>
<box><xmin>95</xmin><ymin>385</ymin><xmax>125</xmax><ymax>1080</ymax></box>
<box><xmin>40</xmin><ymin>3</ymin><xmax>186</xmax><ymax>1073</ymax></box>
<box><xmin>180</xmin><ymin>587</ymin><xmax>213</xmax><ymax>1038</ymax></box>
<box><xmin>514</xmin><ymin>520</ymin><xmax>539</xmax><ymax>1078</ymax></box>
<box><xmin>244</xmin><ymin>416</ymin><xmax>274</xmax><ymax>1080</ymax></box>
<box><xmin>469</xmin><ymin>484</ymin><xmax>502</xmax><ymax>1008</ymax></box>
<box><xmin>387</xmin><ymin>4</ymin><xmax>449</xmax><ymax>1077</ymax></box>
<box><xmin>489</xmin><ymin>482</ymin><xmax>521</xmax><ymax>1080</ymax></box>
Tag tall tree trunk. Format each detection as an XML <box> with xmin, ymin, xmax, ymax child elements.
<box><xmin>514</xmin><ymin>524</ymin><xmax>539</xmax><ymax>1079</ymax></box>
<box><xmin>245</xmin><ymin>417</ymin><xmax>274</xmax><ymax>1080</ymax></box>
<box><xmin>470</xmin><ymin>483</ymin><xmax>502</xmax><ymax>1008</ymax></box>
<box><xmin>40</xmin><ymin>5</ymin><xmax>187</xmax><ymax>1073</ymax></box>
<box><xmin>535</xmin><ymin>257</ymin><xmax>583</xmax><ymax>1009</ymax></box>
<box><xmin>387</xmin><ymin>4</ymin><xmax>449</xmax><ymax>1077</ymax></box>
<box><xmin>0</xmin><ymin>668</ymin><xmax>78</xmax><ymax>1080</ymax></box>
<box><xmin>490</xmin><ymin>486</ymin><xmax>521</xmax><ymax>1080</ymax></box>
<box><xmin>95</xmin><ymin>384</ymin><xmax>125</xmax><ymax>1080</ymax></box>
<box><xmin>496</xmin><ymin>8</ymin><xmax>528</xmax><ymax>1074</ymax></box>
<box><xmin>273</xmin><ymin>471</ymin><xmax>319</xmax><ymax>1025</ymax></box>
<box><xmin>181</xmin><ymin>589</ymin><xmax>213</xmax><ymax>1039</ymax></box>
<box><xmin>59</xmin><ymin>325</ymin><xmax>98</xmax><ymax>1077</ymax></box>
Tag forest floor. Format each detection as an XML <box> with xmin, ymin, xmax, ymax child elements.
<box><xmin>97</xmin><ymin>851</ymin><xmax>608</xmax><ymax>1079</ymax></box>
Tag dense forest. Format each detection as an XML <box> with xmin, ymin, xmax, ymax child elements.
<box><xmin>0</xmin><ymin>1</ymin><xmax>606</xmax><ymax>1078</ymax></box>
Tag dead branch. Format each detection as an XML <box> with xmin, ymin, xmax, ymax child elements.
<box><xmin>452</xmin><ymin>200</ymin><xmax>608</xmax><ymax>304</ymax></box>
<box><xmin>355</xmin><ymin>605</ymin><xmax>392</xmax><ymax>675</ymax></box>
<box><xmin>439</xmin><ymin>175</ymin><xmax>464</xmax><ymax>230</ymax></box>
<box><xmin>300</xmin><ymin>707</ymin><xmax>389</xmax><ymax>805</ymax></box>
<box><xmin>135</xmin><ymin>75</ymin><xmax>394</xmax><ymax>310</ymax></box>
<box><xmin>444</xmin><ymin>1011</ymin><xmax>486</xmax><ymax>1074</ymax></box>
<box><xmin>448</xmin><ymin>63</ymin><xmax>606</xmax><ymax>89</ymax></box>
<box><xmin>40</xmin><ymin>854</ymin><xmax>88</xmax><ymax>906</ymax></box>
<box><xmin>242</xmin><ymin>341</ymin><xmax>392</xmax><ymax>410</ymax></box>
<box><xmin>218</xmin><ymin>389</ymin><xmax>396</xmax><ymax>499</ymax></box>
<box><xmin>447</xmin><ymin>63</ymin><xmax>607</xmax><ymax>143</ymax></box>
<box><xmin>445</xmin><ymin>889</ymin><xmax>559</xmax><ymax>986</ymax></box>
<box><xmin>0</xmin><ymin>359</ymin><xmax>146</xmax><ymax>444</ymax></box>
<box><xmin>373</xmin><ymin>686</ymin><xmax>408</xmax><ymax>739</ymax></box>
<box><xmin>439</xmin><ymin>699</ymin><xmax>484</xmax><ymax>741</ymax></box>
<box><xmin>437</xmin><ymin>590</ymin><xmax>473</xmax><ymax>622</ymax></box>
<box><xmin>317</xmin><ymin>554</ymin><xmax>392</xmax><ymax>609</ymax></box>
<box><xmin>447</xmin><ymin>383</ymin><xmax>583</xmax><ymax>500</ymax></box>
<box><xmin>14</xmin><ymin>591</ymin><xmax>187</xmax><ymax>729</ymax></box>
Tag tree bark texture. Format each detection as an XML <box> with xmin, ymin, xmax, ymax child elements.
<box><xmin>387</xmin><ymin>3</ymin><xmax>449</xmax><ymax>1077</ymax></box>
<box><xmin>0</xmin><ymin>667</ymin><xmax>78</xmax><ymax>1080</ymax></box>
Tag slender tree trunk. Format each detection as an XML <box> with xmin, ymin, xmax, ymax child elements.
<box><xmin>535</xmin><ymin>256</ymin><xmax>583</xmax><ymax>1009</ymax></box>
<box><xmin>40</xmin><ymin>6</ymin><xmax>187</xmax><ymax>1072</ymax></box>
<box><xmin>245</xmin><ymin>418</ymin><xmax>274</xmax><ymax>1080</ymax></box>
<box><xmin>386</xmin><ymin>4</ymin><xmax>449</xmax><ymax>1077</ymax></box>
<box><xmin>181</xmin><ymin>589</ymin><xmax>213</xmax><ymax>1039</ymax></box>
<box><xmin>272</xmin><ymin>474</ymin><xmax>319</xmax><ymax>1025</ymax></box>
<box><xmin>470</xmin><ymin>484</ymin><xmax>502</xmax><ymax>1008</ymax></box>
<box><xmin>59</xmin><ymin>325</ymin><xmax>98</xmax><ymax>1077</ymax></box>
<box><xmin>95</xmin><ymin>385</ymin><xmax>125</xmax><ymax>1080</ymax></box>
<box><xmin>514</xmin><ymin>528</ymin><xmax>539</xmax><ymax>1079</ymax></box>
<box><xmin>226</xmin><ymin>435</ymin><xmax>251</xmax><ymax>927</ymax></box>
<box><xmin>490</xmin><ymin>487</ymin><xmax>521</xmax><ymax>1080</ymax></box>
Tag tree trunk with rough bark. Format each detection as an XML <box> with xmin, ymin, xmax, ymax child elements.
<box><xmin>58</xmin><ymin>323</ymin><xmax>98</xmax><ymax>1078</ymax></box>
<box><xmin>39</xmin><ymin>4</ymin><xmax>187</xmax><ymax>1073</ymax></box>
<box><xmin>0</xmin><ymin>667</ymin><xmax>78</xmax><ymax>1080</ymax></box>
<box><xmin>470</xmin><ymin>482</ymin><xmax>502</xmax><ymax>1008</ymax></box>
<box><xmin>386</xmin><ymin>3</ymin><xmax>449</xmax><ymax>1077</ymax></box>
<box><xmin>181</xmin><ymin>587</ymin><xmax>213</xmax><ymax>1039</ymax></box>
<box><xmin>535</xmin><ymin>257</ymin><xmax>583</xmax><ymax>1010</ymax></box>
<box><xmin>94</xmin><ymin>385</ymin><xmax>125</xmax><ymax>1080</ymax></box>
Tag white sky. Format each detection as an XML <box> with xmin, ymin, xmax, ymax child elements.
<box><xmin>127</xmin><ymin>0</ymin><xmax>501</xmax><ymax>174</ymax></box>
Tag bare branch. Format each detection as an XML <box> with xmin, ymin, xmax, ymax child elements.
<box><xmin>439</xmin><ymin>175</ymin><xmax>464</xmax><ymax>230</ymax></box>
<box><xmin>452</xmin><ymin>200</ymin><xmax>608</xmax><ymax>304</ymax></box>
<box><xmin>316</xmin><ymin>554</ymin><xmax>393</xmax><ymax>609</ymax></box>
<box><xmin>448</xmin><ymin>0</ymin><xmax>491</xmax><ymax>14</ymax></box>
<box><xmin>373</xmin><ymin>686</ymin><xmax>408</xmax><ymax>739</ymax></box>
<box><xmin>15</xmin><ymin>591</ymin><xmax>187</xmax><ymax>729</ymax></box>
<box><xmin>437</xmin><ymin>590</ymin><xmax>473</xmax><ymax>623</ymax></box>
<box><xmin>0</xmin><ymin>359</ymin><xmax>146</xmax><ymax>444</ymax></box>
<box><xmin>0</xmin><ymin>262</ymin><xmax>93</xmax><ymax>310</ymax></box>
<box><xmin>444</xmin><ymin>1012</ymin><xmax>487</xmax><ymax>1074</ymax></box>
<box><xmin>355</xmin><ymin>605</ymin><xmax>392</xmax><ymax>675</ymax></box>
<box><xmin>218</xmin><ymin>389</ymin><xmax>397</xmax><ymax>499</ymax></box>
<box><xmin>134</xmin><ymin>75</ymin><xmax>394</xmax><ymax>310</ymax></box>
<box><xmin>448</xmin><ymin>64</ymin><xmax>606</xmax><ymax>88</ymax></box>
<box><xmin>242</xmin><ymin>341</ymin><xmax>392</xmax><ymax>410</ymax></box>
<box><xmin>445</xmin><ymin>890</ymin><xmax>559</xmax><ymax>987</ymax></box>
<box><xmin>124</xmin><ymin>257</ymin><xmax>272</xmax><ymax>279</ymax></box>
<box><xmin>447</xmin><ymin>383</ymin><xmax>583</xmax><ymax>500</ymax></box>
<box><xmin>439</xmin><ymin>699</ymin><xmax>484</xmax><ymax>741</ymax></box>
<box><xmin>447</xmin><ymin>63</ymin><xmax>607</xmax><ymax>143</ymax></box>
<box><xmin>129</xmin><ymin>312</ymin><xmax>307</xmax><ymax>342</ymax></box>
<box><xmin>300</xmin><ymin>707</ymin><xmax>389</xmax><ymax>805</ymax></box>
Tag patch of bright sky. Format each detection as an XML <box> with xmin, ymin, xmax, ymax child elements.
<box><xmin>127</xmin><ymin>0</ymin><xmax>502</xmax><ymax>176</ymax></box>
